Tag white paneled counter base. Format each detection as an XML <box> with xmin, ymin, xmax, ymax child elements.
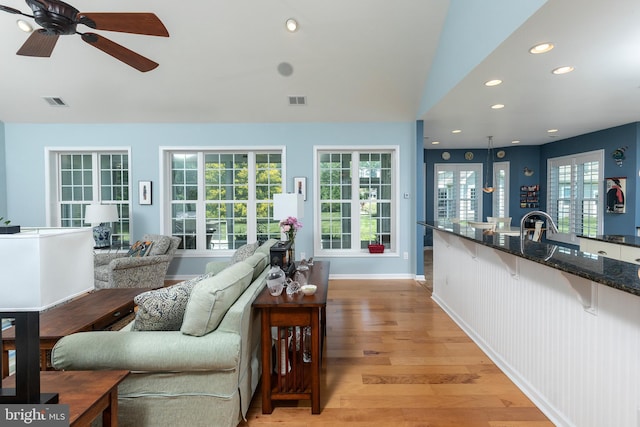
<box><xmin>432</xmin><ymin>229</ymin><xmax>640</xmax><ymax>427</ymax></box>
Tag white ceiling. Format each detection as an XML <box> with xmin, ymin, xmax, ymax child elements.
<box><xmin>0</xmin><ymin>0</ymin><xmax>639</xmax><ymax>150</ymax></box>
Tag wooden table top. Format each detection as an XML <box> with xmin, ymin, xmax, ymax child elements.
<box><xmin>2</xmin><ymin>288</ymin><xmax>152</xmax><ymax>340</ymax></box>
<box><xmin>2</xmin><ymin>370</ymin><xmax>129</xmax><ymax>425</ymax></box>
<box><xmin>253</xmin><ymin>261</ymin><xmax>330</xmax><ymax>308</ymax></box>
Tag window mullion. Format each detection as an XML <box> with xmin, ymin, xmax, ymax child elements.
<box><xmin>197</xmin><ymin>152</ymin><xmax>207</xmax><ymax>250</ymax></box>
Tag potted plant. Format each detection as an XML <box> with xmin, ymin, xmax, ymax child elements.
<box><xmin>0</xmin><ymin>217</ymin><xmax>20</xmax><ymax>234</ymax></box>
<box><xmin>368</xmin><ymin>238</ymin><xmax>384</xmax><ymax>254</ymax></box>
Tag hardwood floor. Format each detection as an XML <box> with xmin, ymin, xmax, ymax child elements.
<box><xmin>241</xmin><ymin>252</ymin><xmax>553</xmax><ymax>427</ymax></box>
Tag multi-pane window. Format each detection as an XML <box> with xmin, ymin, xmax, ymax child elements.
<box><xmin>168</xmin><ymin>150</ymin><xmax>282</xmax><ymax>251</ymax></box>
<box><xmin>492</xmin><ymin>161</ymin><xmax>509</xmax><ymax>218</ymax></box>
<box><xmin>547</xmin><ymin>150</ymin><xmax>603</xmax><ymax>244</ymax></box>
<box><xmin>435</xmin><ymin>164</ymin><xmax>482</xmax><ymax>222</ymax></box>
<box><xmin>317</xmin><ymin>148</ymin><xmax>396</xmax><ymax>253</ymax></box>
<box><xmin>56</xmin><ymin>152</ymin><xmax>130</xmax><ymax>244</ymax></box>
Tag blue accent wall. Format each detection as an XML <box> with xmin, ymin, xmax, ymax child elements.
<box><xmin>2</xmin><ymin>122</ymin><xmax>418</xmax><ymax>277</ymax></box>
<box><xmin>423</xmin><ymin>122</ymin><xmax>640</xmax><ymax>245</ymax></box>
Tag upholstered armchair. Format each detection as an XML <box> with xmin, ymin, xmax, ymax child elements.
<box><xmin>94</xmin><ymin>234</ymin><xmax>181</xmax><ymax>289</ymax></box>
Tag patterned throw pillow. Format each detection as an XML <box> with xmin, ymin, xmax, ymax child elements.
<box><xmin>230</xmin><ymin>242</ymin><xmax>259</xmax><ymax>264</ymax></box>
<box><xmin>128</xmin><ymin>240</ymin><xmax>154</xmax><ymax>257</ymax></box>
<box><xmin>131</xmin><ymin>273</ymin><xmax>213</xmax><ymax>331</ymax></box>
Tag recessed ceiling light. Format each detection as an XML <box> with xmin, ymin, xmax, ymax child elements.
<box><xmin>529</xmin><ymin>42</ymin><xmax>554</xmax><ymax>54</ymax></box>
<box><xmin>552</xmin><ymin>66</ymin><xmax>574</xmax><ymax>75</ymax></box>
<box><xmin>547</xmin><ymin>129</ymin><xmax>558</xmax><ymax>133</ymax></box>
<box><xmin>16</xmin><ymin>19</ymin><xmax>32</xmax><ymax>33</ymax></box>
<box><xmin>511</xmin><ymin>140</ymin><xmax>520</xmax><ymax>144</ymax></box>
<box><xmin>285</xmin><ymin>18</ymin><xmax>298</xmax><ymax>32</ymax></box>
<box><xmin>491</xmin><ymin>104</ymin><xmax>505</xmax><ymax>109</ymax></box>
<box><xmin>451</xmin><ymin>129</ymin><xmax>462</xmax><ymax>134</ymax></box>
<box><xmin>484</xmin><ymin>79</ymin><xmax>502</xmax><ymax>87</ymax></box>
<box><xmin>431</xmin><ymin>141</ymin><xmax>440</xmax><ymax>145</ymax></box>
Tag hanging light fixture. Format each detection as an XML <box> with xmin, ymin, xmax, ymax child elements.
<box><xmin>483</xmin><ymin>136</ymin><xmax>495</xmax><ymax>193</ymax></box>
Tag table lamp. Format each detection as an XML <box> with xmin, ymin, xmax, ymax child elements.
<box><xmin>1</xmin><ymin>311</ymin><xmax>58</xmax><ymax>403</ymax></box>
<box><xmin>84</xmin><ymin>204</ymin><xmax>119</xmax><ymax>248</ymax></box>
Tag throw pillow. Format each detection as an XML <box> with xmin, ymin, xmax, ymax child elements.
<box><xmin>230</xmin><ymin>242</ymin><xmax>259</xmax><ymax>264</ymax></box>
<box><xmin>128</xmin><ymin>240</ymin><xmax>154</xmax><ymax>257</ymax></box>
<box><xmin>181</xmin><ymin>262</ymin><xmax>254</xmax><ymax>337</ymax></box>
<box><xmin>147</xmin><ymin>235</ymin><xmax>171</xmax><ymax>256</ymax></box>
<box><xmin>131</xmin><ymin>273</ymin><xmax>213</xmax><ymax>331</ymax></box>
<box><xmin>242</xmin><ymin>252</ymin><xmax>268</xmax><ymax>282</ymax></box>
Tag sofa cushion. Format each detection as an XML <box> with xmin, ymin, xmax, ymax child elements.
<box><xmin>148</xmin><ymin>236</ymin><xmax>171</xmax><ymax>256</ymax></box>
<box><xmin>230</xmin><ymin>242</ymin><xmax>259</xmax><ymax>264</ymax></box>
<box><xmin>242</xmin><ymin>252</ymin><xmax>268</xmax><ymax>282</ymax></box>
<box><xmin>131</xmin><ymin>273</ymin><xmax>213</xmax><ymax>331</ymax></box>
<box><xmin>181</xmin><ymin>262</ymin><xmax>254</xmax><ymax>337</ymax></box>
<box><xmin>256</xmin><ymin>239</ymin><xmax>278</xmax><ymax>257</ymax></box>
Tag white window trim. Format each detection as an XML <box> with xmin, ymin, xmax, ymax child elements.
<box><xmin>159</xmin><ymin>145</ymin><xmax>287</xmax><ymax>257</ymax></box>
<box><xmin>493</xmin><ymin>161</ymin><xmax>510</xmax><ymax>218</ymax></box>
<box><xmin>546</xmin><ymin>149</ymin><xmax>604</xmax><ymax>245</ymax></box>
<box><xmin>313</xmin><ymin>145</ymin><xmax>400</xmax><ymax>258</ymax></box>
<box><xmin>44</xmin><ymin>146</ymin><xmax>132</xmax><ymax>229</ymax></box>
<box><xmin>433</xmin><ymin>163</ymin><xmax>483</xmax><ymax>221</ymax></box>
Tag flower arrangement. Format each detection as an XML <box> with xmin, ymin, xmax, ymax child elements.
<box><xmin>279</xmin><ymin>216</ymin><xmax>303</xmax><ymax>241</ymax></box>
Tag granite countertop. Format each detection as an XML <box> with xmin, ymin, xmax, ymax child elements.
<box><xmin>578</xmin><ymin>234</ymin><xmax>640</xmax><ymax>248</ymax></box>
<box><xmin>419</xmin><ymin>221</ymin><xmax>640</xmax><ymax>297</ymax></box>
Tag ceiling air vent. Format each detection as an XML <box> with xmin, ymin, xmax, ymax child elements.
<box><xmin>288</xmin><ymin>96</ymin><xmax>306</xmax><ymax>106</ymax></box>
<box><xmin>43</xmin><ymin>97</ymin><xmax>68</xmax><ymax>107</ymax></box>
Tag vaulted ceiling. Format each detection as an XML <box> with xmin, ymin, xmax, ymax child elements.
<box><xmin>0</xmin><ymin>0</ymin><xmax>638</xmax><ymax>149</ymax></box>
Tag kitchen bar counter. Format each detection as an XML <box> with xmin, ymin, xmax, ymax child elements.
<box><xmin>578</xmin><ymin>233</ymin><xmax>640</xmax><ymax>247</ymax></box>
<box><xmin>419</xmin><ymin>220</ymin><xmax>640</xmax><ymax>297</ymax></box>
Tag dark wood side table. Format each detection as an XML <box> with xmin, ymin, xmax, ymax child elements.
<box><xmin>2</xmin><ymin>288</ymin><xmax>152</xmax><ymax>378</ymax></box>
<box><xmin>253</xmin><ymin>261</ymin><xmax>330</xmax><ymax>414</ymax></box>
<box><xmin>2</xmin><ymin>370</ymin><xmax>129</xmax><ymax>427</ymax></box>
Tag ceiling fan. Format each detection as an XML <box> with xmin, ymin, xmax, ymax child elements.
<box><xmin>0</xmin><ymin>0</ymin><xmax>169</xmax><ymax>72</ymax></box>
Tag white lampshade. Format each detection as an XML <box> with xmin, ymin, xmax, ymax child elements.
<box><xmin>273</xmin><ymin>193</ymin><xmax>304</xmax><ymax>220</ymax></box>
<box><xmin>84</xmin><ymin>204</ymin><xmax>119</xmax><ymax>226</ymax></box>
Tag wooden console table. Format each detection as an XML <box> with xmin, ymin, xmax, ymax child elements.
<box><xmin>2</xmin><ymin>288</ymin><xmax>151</xmax><ymax>378</ymax></box>
<box><xmin>2</xmin><ymin>370</ymin><xmax>129</xmax><ymax>427</ymax></box>
<box><xmin>253</xmin><ymin>261</ymin><xmax>330</xmax><ymax>414</ymax></box>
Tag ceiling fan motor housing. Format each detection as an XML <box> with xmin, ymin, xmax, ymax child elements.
<box><xmin>27</xmin><ymin>0</ymin><xmax>78</xmax><ymax>35</ymax></box>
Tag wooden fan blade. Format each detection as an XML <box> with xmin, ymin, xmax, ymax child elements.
<box><xmin>17</xmin><ymin>30</ymin><xmax>59</xmax><ymax>57</ymax></box>
<box><xmin>81</xmin><ymin>33</ymin><xmax>158</xmax><ymax>72</ymax></box>
<box><xmin>78</xmin><ymin>13</ymin><xmax>169</xmax><ymax>37</ymax></box>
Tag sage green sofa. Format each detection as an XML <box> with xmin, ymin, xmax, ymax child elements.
<box><xmin>52</xmin><ymin>239</ymin><xmax>277</xmax><ymax>427</ymax></box>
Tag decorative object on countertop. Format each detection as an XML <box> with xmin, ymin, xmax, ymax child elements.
<box><xmin>0</xmin><ymin>217</ymin><xmax>19</xmax><ymax>234</ymax></box>
<box><xmin>266</xmin><ymin>265</ymin><xmax>286</xmax><ymax>296</ymax></box>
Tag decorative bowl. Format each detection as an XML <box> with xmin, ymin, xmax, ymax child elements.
<box><xmin>300</xmin><ymin>284</ymin><xmax>317</xmax><ymax>296</ymax></box>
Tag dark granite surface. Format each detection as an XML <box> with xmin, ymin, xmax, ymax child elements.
<box><xmin>578</xmin><ymin>234</ymin><xmax>640</xmax><ymax>248</ymax></box>
<box><xmin>419</xmin><ymin>221</ymin><xmax>640</xmax><ymax>297</ymax></box>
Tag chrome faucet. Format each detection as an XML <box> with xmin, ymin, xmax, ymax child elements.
<box><xmin>520</xmin><ymin>210</ymin><xmax>559</xmax><ymax>242</ymax></box>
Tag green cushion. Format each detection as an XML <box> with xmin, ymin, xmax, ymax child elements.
<box><xmin>132</xmin><ymin>273</ymin><xmax>213</xmax><ymax>331</ymax></box>
<box><xmin>181</xmin><ymin>262</ymin><xmax>254</xmax><ymax>337</ymax></box>
<box><xmin>241</xmin><ymin>252</ymin><xmax>268</xmax><ymax>282</ymax></box>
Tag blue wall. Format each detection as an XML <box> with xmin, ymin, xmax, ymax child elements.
<box><xmin>2</xmin><ymin>122</ymin><xmax>418</xmax><ymax>278</ymax></box>
<box><xmin>423</xmin><ymin>122</ymin><xmax>640</xmax><ymax>245</ymax></box>
<box><xmin>0</xmin><ymin>122</ymin><xmax>5</xmax><ymax>218</ymax></box>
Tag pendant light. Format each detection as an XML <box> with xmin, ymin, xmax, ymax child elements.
<box><xmin>482</xmin><ymin>136</ymin><xmax>495</xmax><ymax>193</ymax></box>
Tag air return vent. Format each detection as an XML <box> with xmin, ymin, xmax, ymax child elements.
<box><xmin>288</xmin><ymin>96</ymin><xmax>306</xmax><ymax>106</ymax></box>
<box><xmin>43</xmin><ymin>97</ymin><xmax>68</xmax><ymax>107</ymax></box>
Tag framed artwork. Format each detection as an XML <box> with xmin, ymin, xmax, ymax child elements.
<box><xmin>139</xmin><ymin>180</ymin><xmax>152</xmax><ymax>205</ymax></box>
<box><xmin>294</xmin><ymin>177</ymin><xmax>307</xmax><ymax>201</ymax></box>
<box><xmin>605</xmin><ymin>177</ymin><xmax>626</xmax><ymax>213</ymax></box>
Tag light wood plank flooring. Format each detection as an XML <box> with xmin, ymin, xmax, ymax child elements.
<box><xmin>241</xmin><ymin>251</ymin><xmax>553</xmax><ymax>426</ymax></box>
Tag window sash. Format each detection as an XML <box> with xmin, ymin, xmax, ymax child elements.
<box><xmin>167</xmin><ymin>150</ymin><xmax>283</xmax><ymax>251</ymax></box>
<box><xmin>547</xmin><ymin>150</ymin><xmax>603</xmax><ymax>244</ymax></box>
<box><xmin>492</xmin><ymin>161</ymin><xmax>509</xmax><ymax>218</ymax></box>
<box><xmin>434</xmin><ymin>163</ymin><xmax>482</xmax><ymax>222</ymax></box>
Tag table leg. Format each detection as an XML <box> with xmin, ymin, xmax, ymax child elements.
<box><xmin>311</xmin><ymin>308</ymin><xmax>321</xmax><ymax>414</ymax></box>
<box><xmin>103</xmin><ymin>387</ymin><xmax>118</xmax><ymax>427</ymax></box>
<box><xmin>260</xmin><ymin>309</ymin><xmax>273</xmax><ymax>414</ymax></box>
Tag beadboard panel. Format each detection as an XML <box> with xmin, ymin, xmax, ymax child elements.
<box><xmin>432</xmin><ymin>230</ymin><xmax>640</xmax><ymax>427</ymax></box>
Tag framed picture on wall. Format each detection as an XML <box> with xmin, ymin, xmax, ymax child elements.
<box><xmin>294</xmin><ymin>177</ymin><xmax>307</xmax><ymax>201</ymax></box>
<box><xmin>605</xmin><ymin>177</ymin><xmax>626</xmax><ymax>213</ymax></box>
<box><xmin>139</xmin><ymin>180</ymin><xmax>152</xmax><ymax>205</ymax></box>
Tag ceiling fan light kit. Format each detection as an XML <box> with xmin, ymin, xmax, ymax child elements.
<box><xmin>1</xmin><ymin>0</ymin><xmax>169</xmax><ymax>72</ymax></box>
